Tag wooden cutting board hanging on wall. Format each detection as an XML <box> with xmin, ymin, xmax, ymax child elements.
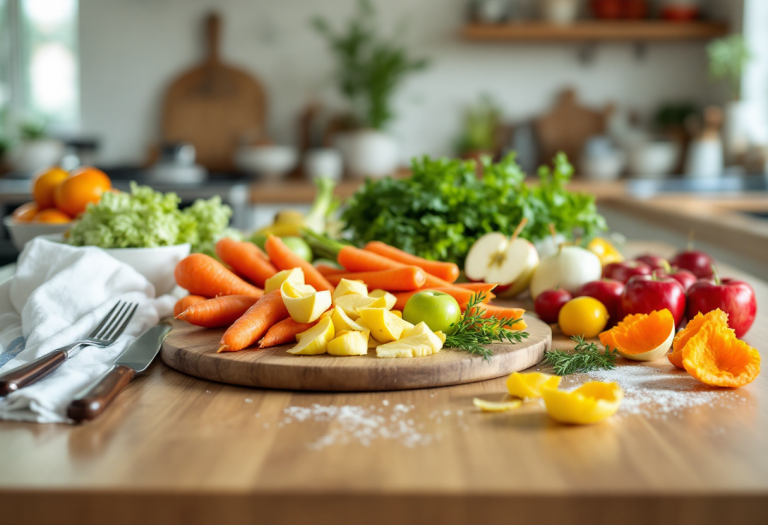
<box><xmin>161</xmin><ymin>13</ymin><xmax>266</xmax><ymax>172</ymax></box>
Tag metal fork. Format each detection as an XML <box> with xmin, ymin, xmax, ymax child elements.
<box><xmin>0</xmin><ymin>301</ymin><xmax>139</xmax><ymax>396</ymax></box>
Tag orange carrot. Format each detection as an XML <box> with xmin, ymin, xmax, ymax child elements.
<box><xmin>392</xmin><ymin>287</ymin><xmax>492</xmax><ymax>311</ymax></box>
<box><xmin>326</xmin><ymin>267</ymin><xmax>426</xmax><ymax>291</ymax></box>
<box><xmin>265</xmin><ymin>235</ymin><xmax>334</xmax><ymax>292</ymax></box>
<box><xmin>260</xmin><ymin>317</ymin><xmax>318</xmax><ymax>348</ymax></box>
<box><xmin>175</xmin><ymin>254</ymin><xmax>263</xmax><ymax>298</ymax></box>
<box><xmin>219</xmin><ymin>290</ymin><xmax>289</xmax><ymax>352</ymax></box>
<box><xmin>173</xmin><ymin>295</ymin><xmax>207</xmax><ymax>317</ymax></box>
<box><xmin>475</xmin><ymin>303</ymin><xmax>527</xmax><ymax>330</ymax></box>
<box><xmin>215</xmin><ymin>238</ymin><xmax>277</xmax><ymax>288</ymax></box>
<box><xmin>364</xmin><ymin>241</ymin><xmax>460</xmax><ymax>283</ymax></box>
<box><xmin>337</xmin><ymin>245</ymin><xmax>455</xmax><ymax>289</ymax></box>
<box><xmin>316</xmin><ymin>264</ymin><xmax>347</xmax><ymax>276</ymax></box>
<box><xmin>177</xmin><ymin>295</ymin><xmax>260</xmax><ymax>328</ymax></box>
<box><xmin>454</xmin><ymin>282</ymin><xmax>498</xmax><ymax>293</ymax></box>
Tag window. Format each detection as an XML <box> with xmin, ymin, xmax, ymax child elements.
<box><xmin>0</xmin><ymin>0</ymin><xmax>78</xmax><ymax>141</ymax></box>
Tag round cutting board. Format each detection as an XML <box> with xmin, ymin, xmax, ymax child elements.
<box><xmin>161</xmin><ymin>315</ymin><xmax>551</xmax><ymax>392</ymax></box>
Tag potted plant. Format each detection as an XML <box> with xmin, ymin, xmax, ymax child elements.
<box><xmin>312</xmin><ymin>0</ymin><xmax>429</xmax><ymax>178</ymax></box>
<box><xmin>707</xmin><ymin>34</ymin><xmax>751</xmax><ymax>164</ymax></box>
<box><xmin>455</xmin><ymin>95</ymin><xmax>502</xmax><ymax>163</ymax></box>
<box><xmin>8</xmin><ymin>119</ymin><xmax>64</xmax><ymax>175</ymax></box>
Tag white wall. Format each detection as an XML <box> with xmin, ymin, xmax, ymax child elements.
<box><xmin>79</xmin><ymin>0</ymin><xmax>736</xmax><ymax>166</ymax></box>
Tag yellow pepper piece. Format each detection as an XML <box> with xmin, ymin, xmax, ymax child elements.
<box><xmin>472</xmin><ymin>398</ymin><xmax>522</xmax><ymax>412</ymax></box>
<box><xmin>506</xmin><ymin>372</ymin><xmax>561</xmax><ymax>399</ymax></box>
<box><xmin>542</xmin><ymin>381</ymin><xmax>623</xmax><ymax>425</ymax></box>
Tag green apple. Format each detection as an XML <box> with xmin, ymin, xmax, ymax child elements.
<box><xmin>281</xmin><ymin>236</ymin><xmax>313</xmax><ymax>262</ymax></box>
<box><xmin>403</xmin><ymin>291</ymin><xmax>462</xmax><ymax>335</ymax></box>
<box><xmin>249</xmin><ymin>233</ymin><xmax>267</xmax><ymax>250</ymax></box>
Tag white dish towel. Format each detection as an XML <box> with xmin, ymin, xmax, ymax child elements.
<box><xmin>0</xmin><ymin>238</ymin><xmax>175</xmax><ymax>423</ymax></box>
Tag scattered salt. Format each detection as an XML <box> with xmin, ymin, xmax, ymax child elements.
<box><xmin>382</xmin><ymin>399</ymin><xmax>389</xmax><ymax>406</ymax></box>
<box><xmin>244</xmin><ymin>398</ymin><xmax>253</xmax><ymax>403</ymax></box>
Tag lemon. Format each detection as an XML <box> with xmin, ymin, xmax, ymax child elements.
<box><xmin>265</xmin><ymin>268</ymin><xmax>304</xmax><ymax>294</ymax></box>
<box><xmin>288</xmin><ymin>317</ymin><xmax>335</xmax><ymax>355</ymax></box>
<box><xmin>472</xmin><ymin>398</ymin><xmax>522</xmax><ymax>412</ymax></box>
<box><xmin>542</xmin><ymin>381</ymin><xmax>623</xmax><ymax>425</ymax></box>
<box><xmin>506</xmin><ymin>372</ymin><xmax>561</xmax><ymax>399</ymax></box>
<box><xmin>587</xmin><ymin>238</ymin><xmax>624</xmax><ymax>266</ymax></box>
<box><xmin>558</xmin><ymin>297</ymin><xmax>609</xmax><ymax>338</ymax></box>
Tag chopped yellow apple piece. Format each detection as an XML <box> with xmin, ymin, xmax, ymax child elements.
<box><xmin>288</xmin><ymin>316</ymin><xmax>335</xmax><ymax>355</ymax></box>
<box><xmin>281</xmin><ymin>281</ymin><xmax>332</xmax><ymax>323</ymax></box>
<box><xmin>331</xmin><ymin>278</ymin><xmax>369</xmax><ymax>301</ymax></box>
<box><xmin>368</xmin><ymin>290</ymin><xmax>397</xmax><ymax>310</ymax></box>
<box><xmin>327</xmin><ymin>330</ymin><xmax>369</xmax><ymax>356</ymax></box>
<box><xmin>390</xmin><ymin>310</ymin><xmax>403</xmax><ymax>318</ymax></box>
<box><xmin>402</xmin><ymin>322</ymin><xmax>446</xmax><ymax>345</ymax></box>
<box><xmin>472</xmin><ymin>398</ymin><xmax>522</xmax><ymax>412</ymax></box>
<box><xmin>331</xmin><ymin>305</ymin><xmax>369</xmax><ymax>333</ymax></box>
<box><xmin>357</xmin><ymin>307</ymin><xmax>407</xmax><ymax>343</ymax></box>
<box><xmin>265</xmin><ymin>268</ymin><xmax>304</xmax><ymax>294</ymax></box>
<box><xmin>333</xmin><ymin>294</ymin><xmax>376</xmax><ymax>320</ymax></box>
<box><xmin>375</xmin><ymin>332</ymin><xmax>444</xmax><ymax>358</ymax></box>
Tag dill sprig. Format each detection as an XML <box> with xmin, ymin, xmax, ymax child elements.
<box><xmin>444</xmin><ymin>292</ymin><xmax>529</xmax><ymax>361</ymax></box>
<box><xmin>543</xmin><ymin>335</ymin><xmax>618</xmax><ymax>376</ymax></box>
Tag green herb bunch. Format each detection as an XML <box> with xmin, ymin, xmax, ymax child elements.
<box><xmin>543</xmin><ymin>336</ymin><xmax>618</xmax><ymax>376</ymax></box>
<box><xmin>444</xmin><ymin>292</ymin><xmax>528</xmax><ymax>361</ymax></box>
<box><xmin>342</xmin><ymin>152</ymin><xmax>606</xmax><ymax>267</ymax></box>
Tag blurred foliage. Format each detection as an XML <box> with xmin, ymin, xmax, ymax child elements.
<box><xmin>455</xmin><ymin>94</ymin><xmax>501</xmax><ymax>155</ymax></box>
<box><xmin>707</xmin><ymin>35</ymin><xmax>750</xmax><ymax>101</ymax></box>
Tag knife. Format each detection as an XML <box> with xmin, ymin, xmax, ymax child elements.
<box><xmin>66</xmin><ymin>321</ymin><xmax>172</xmax><ymax>423</ymax></box>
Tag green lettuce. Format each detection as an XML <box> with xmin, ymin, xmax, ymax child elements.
<box><xmin>67</xmin><ymin>182</ymin><xmax>233</xmax><ymax>255</ymax></box>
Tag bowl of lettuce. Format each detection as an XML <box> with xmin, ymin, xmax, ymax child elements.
<box><xmin>66</xmin><ymin>183</ymin><xmax>236</xmax><ymax>294</ymax></box>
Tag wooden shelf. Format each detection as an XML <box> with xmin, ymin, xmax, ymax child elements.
<box><xmin>461</xmin><ymin>21</ymin><xmax>728</xmax><ymax>42</ymax></box>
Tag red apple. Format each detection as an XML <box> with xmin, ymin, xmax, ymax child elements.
<box><xmin>635</xmin><ymin>254</ymin><xmax>668</xmax><ymax>272</ymax></box>
<box><xmin>576</xmin><ymin>279</ymin><xmax>625</xmax><ymax>326</ymax></box>
<box><xmin>534</xmin><ymin>289</ymin><xmax>572</xmax><ymax>325</ymax></box>
<box><xmin>670</xmin><ymin>249</ymin><xmax>714</xmax><ymax>279</ymax></box>
<box><xmin>621</xmin><ymin>273</ymin><xmax>686</xmax><ymax>326</ymax></box>
<box><xmin>603</xmin><ymin>261</ymin><xmax>652</xmax><ymax>283</ymax></box>
<box><xmin>661</xmin><ymin>267</ymin><xmax>697</xmax><ymax>292</ymax></box>
<box><xmin>687</xmin><ymin>272</ymin><xmax>757</xmax><ymax>338</ymax></box>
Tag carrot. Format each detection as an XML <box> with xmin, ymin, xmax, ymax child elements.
<box><xmin>363</xmin><ymin>241</ymin><xmax>460</xmax><ymax>283</ymax></box>
<box><xmin>316</xmin><ymin>264</ymin><xmax>347</xmax><ymax>276</ymax></box>
<box><xmin>392</xmin><ymin>287</ymin><xmax>492</xmax><ymax>311</ymax></box>
<box><xmin>475</xmin><ymin>303</ymin><xmax>527</xmax><ymax>331</ymax></box>
<box><xmin>454</xmin><ymin>282</ymin><xmax>498</xmax><ymax>293</ymax></box>
<box><xmin>218</xmin><ymin>290</ymin><xmax>289</xmax><ymax>352</ymax></box>
<box><xmin>173</xmin><ymin>295</ymin><xmax>207</xmax><ymax>317</ymax></box>
<box><xmin>215</xmin><ymin>238</ymin><xmax>277</xmax><ymax>288</ymax></box>
<box><xmin>175</xmin><ymin>254</ymin><xmax>263</xmax><ymax>298</ymax></box>
<box><xmin>177</xmin><ymin>295</ymin><xmax>260</xmax><ymax>328</ymax></box>
<box><xmin>260</xmin><ymin>317</ymin><xmax>318</xmax><ymax>348</ymax></box>
<box><xmin>337</xmin><ymin>246</ymin><xmax>455</xmax><ymax>289</ymax></box>
<box><xmin>265</xmin><ymin>235</ymin><xmax>334</xmax><ymax>292</ymax></box>
<box><xmin>326</xmin><ymin>267</ymin><xmax>426</xmax><ymax>291</ymax></box>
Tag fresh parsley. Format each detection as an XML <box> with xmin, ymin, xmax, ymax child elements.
<box><xmin>543</xmin><ymin>335</ymin><xmax>618</xmax><ymax>376</ymax></box>
<box><xmin>444</xmin><ymin>292</ymin><xmax>529</xmax><ymax>361</ymax></box>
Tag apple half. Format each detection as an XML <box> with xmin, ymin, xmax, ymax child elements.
<box><xmin>464</xmin><ymin>232</ymin><xmax>539</xmax><ymax>298</ymax></box>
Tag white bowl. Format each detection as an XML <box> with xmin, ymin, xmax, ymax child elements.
<box><xmin>581</xmin><ymin>152</ymin><xmax>626</xmax><ymax>181</ymax></box>
<box><xmin>4</xmin><ymin>216</ymin><xmax>73</xmax><ymax>251</ymax></box>
<box><xmin>235</xmin><ymin>145</ymin><xmax>298</xmax><ymax>179</ymax></box>
<box><xmin>37</xmin><ymin>234</ymin><xmax>190</xmax><ymax>296</ymax></box>
<box><xmin>627</xmin><ymin>141</ymin><xmax>680</xmax><ymax>179</ymax></box>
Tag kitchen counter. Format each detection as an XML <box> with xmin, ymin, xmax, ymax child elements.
<box><xmin>1</xmin><ymin>241</ymin><xmax>767</xmax><ymax>525</ymax></box>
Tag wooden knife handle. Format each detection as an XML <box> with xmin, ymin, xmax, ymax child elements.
<box><xmin>0</xmin><ymin>350</ymin><xmax>68</xmax><ymax>396</ymax></box>
<box><xmin>67</xmin><ymin>365</ymin><xmax>136</xmax><ymax>423</ymax></box>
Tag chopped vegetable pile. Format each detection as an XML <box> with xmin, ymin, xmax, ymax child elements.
<box><xmin>67</xmin><ymin>183</ymin><xmax>235</xmax><ymax>255</ymax></box>
<box><xmin>341</xmin><ymin>153</ymin><xmax>606</xmax><ymax>267</ymax></box>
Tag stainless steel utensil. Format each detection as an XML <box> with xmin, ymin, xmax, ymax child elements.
<box><xmin>67</xmin><ymin>321</ymin><xmax>172</xmax><ymax>422</ymax></box>
<box><xmin>0</xmin><ymin>301</ymin><xmax>139</xmax><ymax>396</ymax></box>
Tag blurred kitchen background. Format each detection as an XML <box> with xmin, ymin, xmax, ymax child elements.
<box><xmin>1</xmin><ymin>0</ymin><xmax>767</xmax><ymax>276</ymax></box>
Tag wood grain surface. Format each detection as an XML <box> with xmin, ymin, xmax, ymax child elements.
<box><xmin>1</xmin><ymin>242</ymin><xmax>767</xmax><ymax>525</ymax></box>
<box><xmin>160</xmin><ymin>315</ymin><xmax>551</xmax><ymax>392</ymax></box>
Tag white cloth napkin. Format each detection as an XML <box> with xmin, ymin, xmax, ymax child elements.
<box><xmin>0</xmin><ymin>238</ymin><xmax>175</xmax><ymax>423</ymax></box>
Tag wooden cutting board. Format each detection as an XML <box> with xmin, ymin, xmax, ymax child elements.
<box><xmin>160</xmin><ymin>13</ymin><xmax>266</xmax><ymax>172</ymax></box>
<box><xmin>161</xmin><ymin>315</ymin><xmax>551</xmax><ymax>392</ymax></box>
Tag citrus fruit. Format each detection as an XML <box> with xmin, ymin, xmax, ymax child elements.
<box><xmin>599</xmin><ymin>309</ymin><xmax>675</xmax><ymax>361</ymax></box>
<box><xmin>668</xmin><ymin>309</ymin><xmax>731</xmax><ymax>369</ymax></box>
<box><xmin>34</xmin><ymin>208</ymin><xmax>72</xmax><ymax>223</ymax></box>
<box><xmin>542</xmin><ymin>381</ymin><xmax>624</xmax><ymax>425</ymax></box>
<box><xmin>12</xmin><ymin>202</ymin><xmax>40</xmax><ymax>222</ymax></box>
<box><xmin>587</xmin><ymin>237</ymin><xmax>623</xmax><ymax>266</ymax></box>
<box><xmin>473</xmin><ymin>398</ymin><xmax>522</xmax><ymax>412</ymax></box>
<box><xmin>682</xmin><ymin>322</ymin><xmax>760</xmax><ymax>388</ymax></box>
<box><xmin>506</xmin><ymin>372</ymin><xmax>561</xmax><ymax>399</ymax></box>
<box><xmin>558</xmin><ymin>296</ymin><xmax>609</xmax><ymax>338</ymax></box>
<box><xmin>32</xmin><ymin>166</ymin><xmax>69</xmax><ymax>209</ymax></box>
<box><xmin>54</xmin><ymin>166</ymin><xmax>112</xmax><ymax>217</ymax></box>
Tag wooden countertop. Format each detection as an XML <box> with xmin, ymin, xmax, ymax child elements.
<box><xmin>2</xmin><ymin>241</ymin><xmax>767</xmax><ymax>525</ymax></box>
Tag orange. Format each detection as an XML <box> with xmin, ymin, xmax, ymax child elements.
<box><xmin>32</xmin><ymin>166</ymin><xmax>69</xmax><ymax>209</ymax></box>
<box><xmin>600</xmin><ymin>309</ymin><xmax>675</xmax><ymax>361</ymax></box>
<box><xmin>12</xmin><ymin>202</ymin><xmax>40</xmax><ymax>222</ymax></box>
<box><xmin>34</xmin><ymin>208</ymin><xmax>72</xmax><ymax>223</ymax></box>
<box><xmin>668</xmin><ymin>310</ymin><xmax>731</xmax><ymax>369</ymax></box>
<box><xmin>54</xmin><ymin>166</ymin><xmax>112</xmax><ymax>217</ymax></box>
<box><xmin>682</xmin><ymin>322</ymin><xmax>760</xmax><ymax>388</ymax></box>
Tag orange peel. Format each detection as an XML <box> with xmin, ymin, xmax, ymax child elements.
<box><xmin>668</xmin><ymin>309</ymin><xmax>731</xmax><ymax>369</ymax></box>
<box><xmin>682</xmin><ymin>322</ymin><xmax>760</xmax><ymax>388</ymax></box>
<box><xmin>599</xmin><ymin>309</ymin><xmax>675</xmax><ymax>361</ymax></box>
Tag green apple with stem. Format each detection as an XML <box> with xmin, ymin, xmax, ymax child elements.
<box><xmin>403</xmin><ymin>291</ymin><xmax>462</xmax><ymax>335</ymax></box>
